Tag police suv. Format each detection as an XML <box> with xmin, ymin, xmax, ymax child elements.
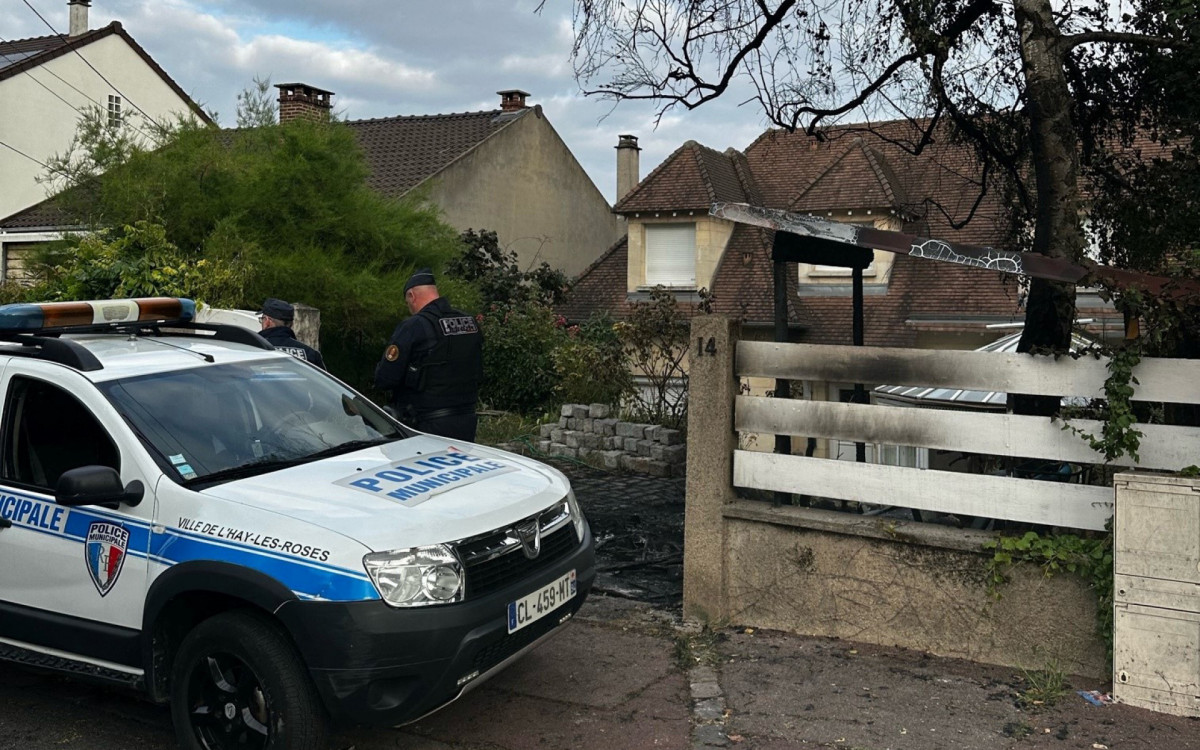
<box><xmin>0</xmin><ymin>297</ymin><xmax>594</xmax><ymax>749</ymax></box>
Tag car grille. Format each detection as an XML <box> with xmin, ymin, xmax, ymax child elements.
<box><xmin>455</xmin><ymin>510</ymin><xmax>580</xmax><ymax>600</ymax></box>
<box><xmin>471</xmin><ymin>609</ymin><xmax>566</xmax><ymax>674</ymax></box>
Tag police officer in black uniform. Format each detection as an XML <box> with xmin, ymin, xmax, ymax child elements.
<box><xmin>374</xmin><ymin>269</ymin><xmax>483</xmax><ymax>441</ymax></box>
<box><xmin>258</xmin><ymin>298</ymin><xmax>326</xmax><ymax>369</ymax></box>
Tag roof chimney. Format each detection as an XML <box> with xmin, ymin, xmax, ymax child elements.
<box><xmin>616</xmin><ymin>134</ymin><xmax>641</xmax><ymax>203</ymax></box>
<box><xmin>498</xmin><ymin>89</ymin><xmax>530</xmax><ymax>112</ymax></box>
<box><xmin>275</xmin><ymin>83</ymin><xmax>334</xmax><ymax>123</ymax></box>
<box><xmin>68</xmin><ymin>0</ymin><xmax>90</xmax><ymax>37</ymax></box>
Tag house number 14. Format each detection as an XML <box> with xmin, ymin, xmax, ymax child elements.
<box><xmin>696</xmin><ymin>337</ymin><xmax>717</xmax><ymax>357</ymax></box>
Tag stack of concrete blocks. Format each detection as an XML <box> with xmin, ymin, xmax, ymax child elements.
<box><xmin>537</xmin><ymin>403</ymin><xmax>686</xmax><ymax>477</ymax></box>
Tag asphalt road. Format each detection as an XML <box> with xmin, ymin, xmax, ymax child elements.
<box><xmin>0</xmin><ymin>596</ymin><xmax>691</xmax><ymax>750</ymax></box>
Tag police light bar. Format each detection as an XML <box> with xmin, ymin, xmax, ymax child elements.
<box><xmin>0</xmin><ymin>297</ymin><xmax>196</xmax><ymax>331</ymax></box>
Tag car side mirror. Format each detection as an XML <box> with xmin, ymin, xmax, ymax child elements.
<box><xmin>55</xmin><ymin>466</ymin><xmax>145</xmax><ymax>508</ymax></box>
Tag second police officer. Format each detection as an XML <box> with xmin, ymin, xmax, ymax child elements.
<box><xmin>258</xmin><ymin>298</ymin><xmax>326</xmax><ymax>369</ymax></box>
<box><xmin>374</xmin><ymin>268</ymin><xmax>483</xmax><ymax>441</ymax></box>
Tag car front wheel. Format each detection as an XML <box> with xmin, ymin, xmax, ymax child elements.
<box><xmin>170</xmin><ymin>610</ymin><xmax>328</xmax><ymax>750</ymax></box>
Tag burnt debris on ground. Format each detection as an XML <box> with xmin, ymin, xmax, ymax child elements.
<box><xmin>555</xmin><ymin>460</ymin><xmax>685</xmax><ymax>608</ymax></box>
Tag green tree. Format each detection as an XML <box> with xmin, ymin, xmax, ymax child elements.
<box><xmin>37</xmin><ymin>86</ymin><xmax>465</xmax><ymax>393</ymax></box>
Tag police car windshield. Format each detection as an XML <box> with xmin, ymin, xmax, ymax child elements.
<box><xmin>98</xmin><ymin>358</ymin><xmax>403</xmax><ymax>483</ymax></box>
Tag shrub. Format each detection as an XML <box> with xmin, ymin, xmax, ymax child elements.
<box><xmin>478</xmin><ymin>302</ymin><xmax>564</xmax><ymax>414</ymax></box>
<box><xmin>553</xmin><ymin>314</ymin><xmax>631</xmax><ymax>407</ymax></box>
<box><xmin>616</xmin><ymin>285</ymin><xmax>712</xmax><ymax>430</ymax></box>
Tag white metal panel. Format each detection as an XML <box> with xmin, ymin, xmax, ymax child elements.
<box><xmin>733</xmin><ymin>450</ymin><xmax>1112</xmax><ymax>531</ymax></box>
<box><xmin>736</xmin><ymin>396</ymin><xmax>1200</xmax><ymax>472</ymax></box>
<box><xmin>1114</xmin><ymin>602</ymin><xmax>1200</xmax><ymax>718</ymax></box>
<box><xmin>1114</xmin><ymin>474</ymin><xmax>1200</xmax><ymax>582</ymax></box>
<box><xmin>1115</xmin><ymin>574</ymin><xmax>1200</xmax><ymax>614</ymax></box>
<box><xmin>737</xmin><ymin>341</ymin><xmax>1200</xmax><ymax>405</ymax></box>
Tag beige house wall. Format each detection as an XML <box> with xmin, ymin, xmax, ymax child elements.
<box><xmin>0</xmin><ymin>35</ymin><xmax>199</xmax><ymax>221</ymax></box>
<box><xmin>626</xmin><ymin>215</ymin><xmax>733</xmax><ymax>292</ymax></box>
<box><xmin>424</xmin><ymin>110</ymin><xmax>623</xmax><ymax>278</ymax></box>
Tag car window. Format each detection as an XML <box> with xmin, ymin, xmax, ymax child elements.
<box><xmin>99</xmin><ymin>357</ymin><xmax>403</xmax><ymax>483</ymax></box>
<box><xmin>1</xmin><ymin>376</ymin><xmax>120</xmax><ymax>491</ymax></box>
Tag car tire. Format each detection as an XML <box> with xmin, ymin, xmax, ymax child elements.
<box><xmin>170</xmin><ymin>609</ymin><xmax>328</xmax><ymax>750</ymax></box>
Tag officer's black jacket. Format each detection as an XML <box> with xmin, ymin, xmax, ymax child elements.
<box><xmin>261</xmin><ymin>326</ymin><xmax>326</xmax><ymax>369</ymax></box>
<box><xmin>374</xmin><ymin>297</ymin><xmax>482</xmax><ymax>415</ymax></box>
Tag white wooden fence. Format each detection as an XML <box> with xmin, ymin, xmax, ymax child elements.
<box><xmin>733</xmin><ymin>342</ymin><xmax>1200</xmax><ymax>532</ymax></box>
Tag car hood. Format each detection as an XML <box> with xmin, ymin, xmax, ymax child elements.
<box><xmin>199</xmin><ymin>435</ymin><xmax>569</xmax><ymax>552</ymax></box>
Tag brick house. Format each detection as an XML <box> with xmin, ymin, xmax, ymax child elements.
<box><xmin>559</xmin><ymin>119</ymin><xmax>1121</xmax><ymax>463</ymax></box>
<box><xmin>562</xmin><ymin>118</ymin><xmax>1122</xmax><ymax>348</ymax></box>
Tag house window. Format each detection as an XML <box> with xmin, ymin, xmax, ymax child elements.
<box><xmin>107</xmin><ymin>95</ymin><xmax>122</xmax><ymax>127</ymax></box>
<box><xmin>645</xmin><ymin>223</ymin><xmax>696</xmax><ymax>288</ymax></box>
<box><xmin>809</xmin><ymin>258</ymin><xmax>877</xmax><ymax>277</ymax></box>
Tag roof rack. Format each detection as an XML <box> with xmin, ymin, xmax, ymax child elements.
<box><xmin>154</xmin><ymin>322</ymin><xmax>275</xmax><ymax>351</ymax></box>
<box><xmin>0</xmin><ymin>334</ymin><xmax>103</xmax><ymax>371</ymax></box>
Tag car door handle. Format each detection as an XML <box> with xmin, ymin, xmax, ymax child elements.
<box><xmin>0</xmin><ymin>516</ymin><xmax>10</xmax><ymax>529</ymax></box>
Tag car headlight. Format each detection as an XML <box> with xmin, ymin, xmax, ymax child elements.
<box><xmin>565</xmin><ymin>489</ymin><xmax>586</xmax><ymax>540</ymax></box>
<box><xmin>363</xmin><ymin>544</ymin><xmax>464</xmax><ymax>607</ymax></box>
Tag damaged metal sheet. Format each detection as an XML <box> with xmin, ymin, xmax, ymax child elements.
<box><xmin>711</xmin><ymin>201</ymin><xmax>1199</xmax><ymax>298</ymax></box>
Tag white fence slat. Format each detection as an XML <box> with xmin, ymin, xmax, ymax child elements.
<box><xmin>733</xmin><ymin>451</ymin><xmax>1112</xmax><ymax>531</ymax></box>
<box><xmin>736</xmin><ymin>341</ymin><xmax>1200</xmax><ymax>405</ymax></box>
<box><xmin>735</xmin><ymin>396</ymin><xmax>1200</xmax><ymax>472</ymax></box>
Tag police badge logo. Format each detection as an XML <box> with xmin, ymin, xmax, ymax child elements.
<box><xmin>85</xmin><ymin>521</ymin><xmax>129</xmax><ymax>596</ymax></box>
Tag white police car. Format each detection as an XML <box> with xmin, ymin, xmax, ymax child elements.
<box><xmin>0</xmin><ymin>297</ymin><xmax>594</xmax><ymax>749</ymax></box>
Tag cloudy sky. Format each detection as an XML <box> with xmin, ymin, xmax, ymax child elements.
<box><xmin>4</xmin><ymin>0</ymin><xmax>772</xmax><ymax>204</ymax></box>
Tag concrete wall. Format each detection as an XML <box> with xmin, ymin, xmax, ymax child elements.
<box><xmin>425</xmin><ymin>109</ymin><xmax>624</xmax><ymax>279</ymax></box>
<box><xmin>0</xmin><ymin>34</ymin><xmax>200</xmax><ymax>220</ymax></box>
<box><xmin>684</xmin><ymin>315</ymin><xmax>1108</xmax><ymax>678</ymax></box>
<box><xmin>723</xmin><ymin>505</ymin><xmax>1105</xmax><ymax>677</ymax></box>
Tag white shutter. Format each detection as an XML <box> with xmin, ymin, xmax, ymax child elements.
<box><xmin>645</xmin><ymin>223</ymin><xmax>696</xmax><ymax>287</ymax></box>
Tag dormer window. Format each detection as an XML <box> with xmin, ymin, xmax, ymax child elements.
<box><xmin>107</xmin><ymin>95</ymin><xmax>122</xmax><ymax>127</ymax></box>
<box><xmin>645</xmin><ymin>223</ymin><xmax>696</xmax><ymax>288</ymax></box>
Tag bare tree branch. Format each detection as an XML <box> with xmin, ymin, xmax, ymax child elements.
<box><xmin>1064</xmin><ymin>31</ymin><xmax>1176</xmax><ymax>51</ymax></box>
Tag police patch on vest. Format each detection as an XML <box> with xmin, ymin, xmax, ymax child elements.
<box><xmin>385</xmin><ymin>344</ymin><xmax>400</xmax><ymax>361</ymax></box>
<box><xmin>439</xmin><ymin>316</ymin><xmax>479</xmax><ymax>336</ymax></box>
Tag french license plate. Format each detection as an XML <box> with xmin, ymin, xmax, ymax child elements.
<box><xmin>507</xmin><ymin>570</ymin><xmax>576</xmax><ymax>634</ymax></box>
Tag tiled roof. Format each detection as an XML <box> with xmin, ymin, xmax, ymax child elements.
<box><xmin>2</xmin><ymin>106</ymin><xmax>531</xmax><ymax>228</ymax></box>
<box><xmin>345</xmin><ymin>108</ymin><xmax>528</xmax><ymax>197</ymax></box>
<box><xmin>613</xmin><ymin>141</ymin><xmax>750</xmax><ymax>214</ymax></box>
<box><xmin>0</xmin><ymin>194</ymin><xmax>77</xmax><ymax>230</ymax></box>
<box><xmin>561</xmin><ymin>117</ymin><xmax>1062</xmax><ymax>334</ymax></box>
<box><xmin>0</xmin><ymin>23</ymin><xmax>212</xmax><ymax>125</ymax></box>
<box><xmin>556</xmin><ymin>235</ymin><xmax>629</xmax><ymax>322</ymax></box>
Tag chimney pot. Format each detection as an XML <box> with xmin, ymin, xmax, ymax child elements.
<box><xmin>497</xmin><ymin>89</ymin><xmax>531</xmax><ymax>112</ymax></box>
<box><xmin>68</xmin><ymin>0</ymin><xmax>90</xmax><ymax>37</ymax></box>
<box><xmin>275</xmin><ymin>82</ymin><xmax>335</xmax><ymax>124</ymax></box>
<box><xmin>616</xmin><ymin>134</ymin><xmax>641</xmax><ymax>203</ymax></box>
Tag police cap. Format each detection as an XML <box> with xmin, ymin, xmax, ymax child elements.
<box><xmin>259</xmin><ymin>298</ymin><xmax>294</xmax><ymax>322</ymax></box>
<box><xmin>404</xmin><ymin>268</ymin><xmax>436</xmax><ymax>293</ymax></box>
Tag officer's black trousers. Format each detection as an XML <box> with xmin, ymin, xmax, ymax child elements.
<box><xmin>415</xmin><ymin>412</ymin><xmax>478</xmax><ymax>443</ymax></box>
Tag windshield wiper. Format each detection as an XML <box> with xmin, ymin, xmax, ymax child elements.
<box><xmin>185</xmin><ymin>455</ymin><xmax>307</xmax><ymax>487</ymax></box>
<box><xmin>303</xmin><ymin>437</ymin><xmax>395</xmax><ymax>461</ymax></box>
